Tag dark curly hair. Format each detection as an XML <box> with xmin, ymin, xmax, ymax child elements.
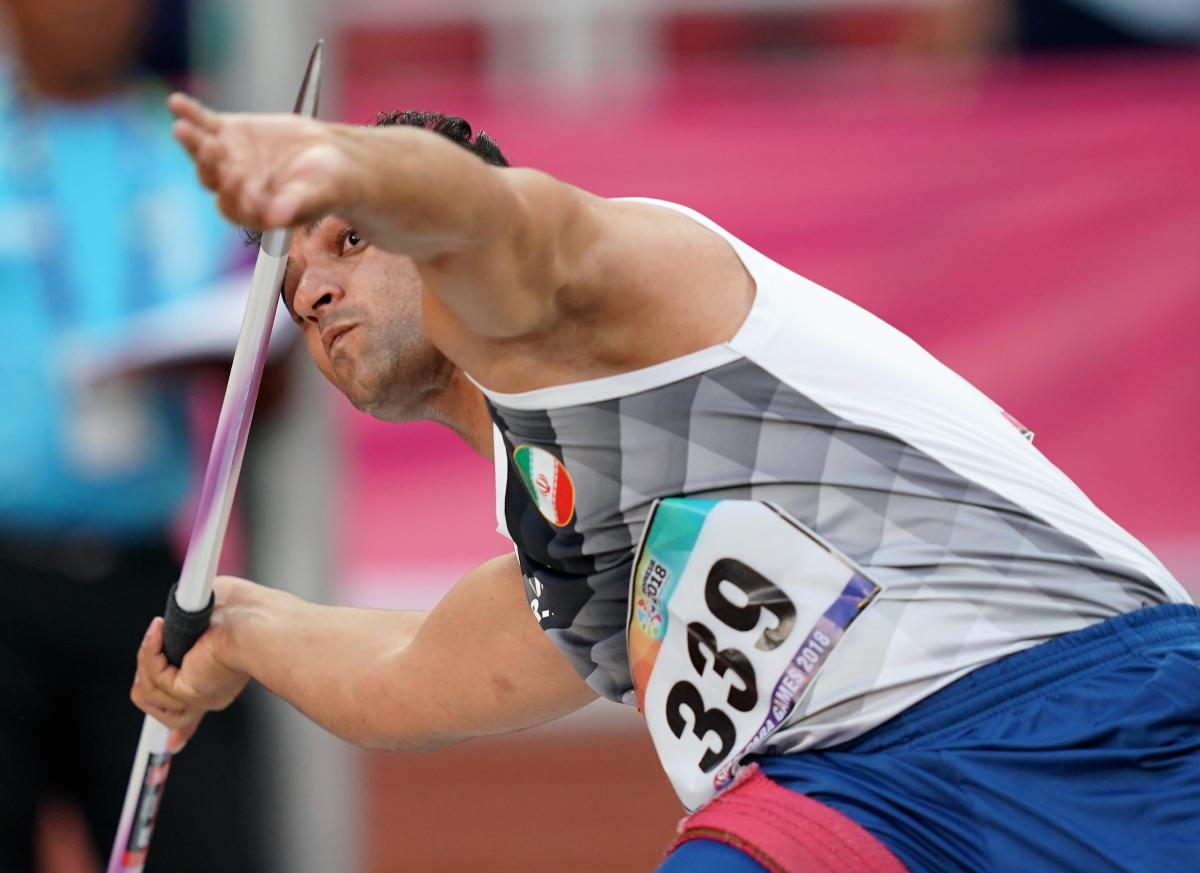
<box><xmin>373</xmin><ymin>111</ymin><xmax>509</xmax><ymax>168</ymax></box>
<box><xmin>243</xmin><ymin>111</ymin><xmax>508</xmax><ymax>246</ymax></box>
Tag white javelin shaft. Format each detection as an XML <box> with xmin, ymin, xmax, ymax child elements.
<box><xmin>106</xmin><ymin>41</ymin><xmax>323</xmax><ymax>873</ymax></box>
<box><xmin>175</xmin><ymin>227</ymin><xmax>290</xmax><ymax>609</ymax></box>
<box><xmin>105</xmin><ymin>234</ymin><xmax>288</xmax><ymax>872</ymax></box>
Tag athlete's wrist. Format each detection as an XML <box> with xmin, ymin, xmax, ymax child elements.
<box><xmin>327</xmin><ymin>124</ymin><xmax>378</xmax><ymax>219</ymax></box>
<box><xmin>210</xmin><ymin>577</ymin><xmax>292</xmax><ymax>676</ymax></box>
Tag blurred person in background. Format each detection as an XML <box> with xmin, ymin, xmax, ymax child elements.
<box><xmin>0</xmin><ymin>1</ymin><xmax>265</xmax><ymax>870</ymax></box>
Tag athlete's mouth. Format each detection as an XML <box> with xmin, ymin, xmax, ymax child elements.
<box><xmin>321</xmin><ymin>323</ymin><xmax>355</xmax><ymax>357</ymax></box>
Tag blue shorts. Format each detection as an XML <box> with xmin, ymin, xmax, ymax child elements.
<box><xmin>658</xmin><ymin>603</ymin><xmax>1200</xmax><ymax>872</ymax></box>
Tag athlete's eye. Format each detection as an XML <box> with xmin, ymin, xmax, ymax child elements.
<box><xmin>339</xmin><ymin>228</ymin><xmax>362</xmax><ymax>254</ymax></box>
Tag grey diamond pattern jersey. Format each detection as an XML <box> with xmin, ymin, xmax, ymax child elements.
<box><xmin>480</xmin><ymin>198</ymin><xmax>1189</xmax><ymax>752</ymax></box>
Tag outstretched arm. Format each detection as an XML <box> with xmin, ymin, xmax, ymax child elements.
<box><xmin>169</xmin><ymin>94</ymin><xmax>597</xmax><ymax>339</ymax></box>
<box><xmin>132</xmin><ymin>553</ymin><xmax>598</xmax><ymax>753</ymax></box>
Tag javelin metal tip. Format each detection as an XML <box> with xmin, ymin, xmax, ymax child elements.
<box><xmin>292</xmin><ymin>39</ymin><xmax>325</xmax><ymax>119</ymax></box>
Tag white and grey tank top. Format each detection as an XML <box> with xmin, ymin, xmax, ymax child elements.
<box><xmin>478</xmin><ymin>198</ymin><xmax>1187</xmax><ymax>752</ymax></box>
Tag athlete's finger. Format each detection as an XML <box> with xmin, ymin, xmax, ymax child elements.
<box><xmin>264</xmin><ymin>179</ymin><xmax>323</xmax><ymax>228</ymax></box>
<box><xmin>133</xmin><ymin>671</ymin><xmax>189</xmax><ymax>713</ymax></box>
<box><xmin>131</xmin><ymin>688</ymin><xmax>187</xmax><ymax>727</ymax></box>
<box><xmin>239</xmin><ymin>167</ymin><xmax>276</xmax><ymax>224</ymax></box>
<box><xmin>136</xmin><ymin>618</ymin><xmax>182</xmax><ymax>697</ymax></box>
<box><xmin>131</xmin><ymin>664</ymin><xmax>186</xmax><ymax>711</ymax></box>
<box><xmin>168</xmin><ymin>721</ymin><xmax>201</xmax><ymax>755</ymax></box>
<box><xmin>136</xmin><ymin>616</ymin><xmax>164</xmax><ymax>673</ymax></box>
<box><xmin>144</xmin><ymin>700</ymin><xmax>192</xmax><ymax>730</ymax></box>
<box><xmin>167</xmin><ymin>92</ymin><xmax>222</xmax><ymax>133</ymax></box>
<box><xmin>195</xmin><ymin>136</ymin><xmax>228</xmax><ymax>194</ymax></box>
<box><xmin>172</xmin><ymin>119</ymin><xmax>206</xmax><ymax>160</ymax></box>
<box><xmin>218</xmin><ymin>184</ymin><xmax>252</xmax><ymax>227</ymax></box>
<box><xmin>196</xmin><ymin>135</ymin><xmax>227</xmax><ymax>175</ymax></box>
<box><xmin>234</xmin><ymin>166</ymin><xmax>270</xmax><ymax>227</ymax></box>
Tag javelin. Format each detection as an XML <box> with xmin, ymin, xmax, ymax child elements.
<box><xmin>105</xmin><ymin>41</ymin><xmax>324</xmax><ymax>873</ymax></box>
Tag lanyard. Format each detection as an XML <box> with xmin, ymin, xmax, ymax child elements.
<box><xmin>0</xmin><ymin>81</ymin><xmax>161</xmax><ymax>332</ymax></box>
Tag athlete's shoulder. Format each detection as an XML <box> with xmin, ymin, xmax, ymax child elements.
<box><xmin>611</xmin><ymin>196</ymin><xmax>710</xmax><ymax>219</ymax></box>
<box><xmin>609</xmin><ymin>196</ymin><xmax>785</xmax><ymax>268</ymax></box>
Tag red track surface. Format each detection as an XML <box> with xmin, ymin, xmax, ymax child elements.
<box><xmin>365</xmin><ymin>726</ymin><xmax>680</xmax><ymax>873</ymax></box>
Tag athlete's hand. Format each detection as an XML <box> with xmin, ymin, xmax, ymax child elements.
<box><xmin>130</xmin><ymin>576</ymin><xmax>252</xmax><ymax>753</ymax></box>
<box><xmin>168</xmin><ymin>92</ymin><xmax>362</xmax><ymax>231</ymax></box>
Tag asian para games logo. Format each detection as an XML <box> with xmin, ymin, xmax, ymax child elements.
<box><xmin>635</xmin><ymin>557</ymin><xmax>669</xmax><ymax>638</ymax></box>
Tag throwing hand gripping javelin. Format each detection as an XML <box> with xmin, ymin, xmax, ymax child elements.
<box><xmin>106</xmin><ymin>41</ymin><xmax>324</xmax><ymax>873</ymax></box>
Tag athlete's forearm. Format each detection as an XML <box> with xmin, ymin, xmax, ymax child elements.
<box><xmin>169</xmin><ymin>94</ymin><xmax>588</xmax><ymax>339</ymax></box>
<box><xmin>328</xmin><ymin>124</ymin><xmax>569</xmax><ymax>337</ymax></box>
<box><xmin>329</xmin><ymin>123</ymin><xmax>517</xmax><ymax>263</ymax></box>
<box><xmin>213</xmin><ymin>579</ymin><xmax>435</xmax><ymax>748</ymax></box>
<box><xmin>212</xmin><ymin>555</ymin><xmax>596</xmax><ymax>752</ymax></box>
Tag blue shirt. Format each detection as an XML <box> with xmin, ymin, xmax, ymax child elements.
<box><xmin>0</xmin><ymin>75</ymin><xmax>238</xmax><ymax>536</ymax></box>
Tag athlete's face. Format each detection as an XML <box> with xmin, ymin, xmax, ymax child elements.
<box><xmin>281</xmin><ymin>218</ymin><xmax>452</xmax><ymax>421</ymax></box>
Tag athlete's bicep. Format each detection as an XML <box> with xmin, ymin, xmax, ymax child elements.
<box><xmin>389</xmin><ymin>552</ymin><xmax>597</xmax><ymax>747</ymax></box>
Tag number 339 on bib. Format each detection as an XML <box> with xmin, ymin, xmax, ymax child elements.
<box><xmin>626</xmin><ymin>499</ymin><xmax>879</xmax><ymax>810</ymax></box>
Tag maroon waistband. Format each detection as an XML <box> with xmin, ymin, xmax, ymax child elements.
<box><xmin>670</xmin><ymin>764</ymin><xmax>906</xmax><ymax>873</ymax></box>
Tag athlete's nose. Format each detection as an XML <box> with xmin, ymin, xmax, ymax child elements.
<box><xmin>294</xmin><ymin>273</ymin><xmax>345</xmax><ymax>323</ymax></box>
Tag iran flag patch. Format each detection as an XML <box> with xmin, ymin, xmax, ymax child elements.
<box><xmin>513</xmin><ymin>445</ymin><xmax>575</xmax><ymax>527</ymax></box>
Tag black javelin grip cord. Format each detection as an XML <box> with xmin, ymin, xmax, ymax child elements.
<box><xmin>105</xmin><ymin>41</ymin><xmax>325</xmax><ymax>873</ymax></box>
<box><xmin>162</xmin><ymin>583</ymin><xmax>215</xmax><ymax>667</ymax></box>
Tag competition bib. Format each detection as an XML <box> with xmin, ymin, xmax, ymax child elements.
<box><xmin>627</xmin><ymin>499</ymin><xmax>879</xmax><ymax>810</ymax></box>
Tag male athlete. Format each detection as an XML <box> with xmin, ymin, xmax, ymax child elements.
<box><xmin>132</xmin><ymin>95</ymin><xmax>1200</xmax><ymax>872</ymax></box>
